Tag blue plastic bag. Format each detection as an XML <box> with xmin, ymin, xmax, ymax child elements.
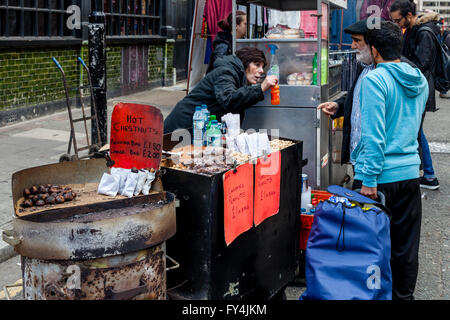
<box><xmin>300</xmin><ymin>185</ymin><xmax>392</xmax><ymax>300</ymax></box>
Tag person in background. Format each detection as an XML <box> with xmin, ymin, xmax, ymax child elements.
<box><xmin>437</xmin><ymin>24</ymin><xmax>450</xmax><ymax>98</ymax></box>
<box><xmin>206</xmin><ymin>11</ymin><xmax>247</xmax><ymax>74</ymax></box>
<box><xmin>352</xmin><ymin>21</ymin><xmax>428</xmax><ymax>300</ymax></box>
<box><xmin>390</xmin><ymin>0</ymin><xmax>440</xmax><ymax>189</ymax></box>
<box><xmin>164</xmin><ymin>47</ymin><xmax>277</xmax><ymax>134</ymax></box>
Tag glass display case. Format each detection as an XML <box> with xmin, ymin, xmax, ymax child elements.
<box><xmin>233</xmin><ymin>0</ymin><xmax>348</xmax><ymax>189</ymax></box>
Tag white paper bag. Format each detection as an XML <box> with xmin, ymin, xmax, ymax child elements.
<box><xmin>133</xmin><ymin>170</ymin><xmax>149</xmax><ymax>196</ymax></box>
<box><xmin>97</xmin><ymin>173</ymin><xmax>120</xmax><ymax>197</ymax></box>
<box><xmin>142</xmin><ymin>170</ymin><xmax>156</xmax><ymax>195</ymax></box>
<box><xmin>246</xmin><ymin>133</ymin><xmax>259</xmax><ymax>158</ymax></box>
<box><xmin>111</xmin><ymin>167</ymin><xmax>129</xmax><ymax>194</ymax></box>
<box><xmin>121</xmin><ymin>171</ymin><xmax>139</xmax><ymax>198</ymax></box>
<box><xmin>258</xmin><ymin>132</ymin><xmax>271</xmax><ymax>157</ymax></box>
<box><xmin>236</xmin><ymin>133</ymin><xmax>250</xmax><ymax>155</ymax></box>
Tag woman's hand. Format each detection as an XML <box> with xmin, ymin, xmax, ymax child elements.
<box><xmin>261</xmin><ymin>75</ymin><xmax>278</xmax><ymax>92</ymax></box>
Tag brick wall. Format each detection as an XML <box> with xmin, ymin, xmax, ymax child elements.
<box><xmin>0</xmin><ymin>41</ymin><xmax>174</xmax><ymax>126</ymax></box>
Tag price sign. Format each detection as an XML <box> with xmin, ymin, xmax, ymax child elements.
<box><xmin>109</xmin><ymin>103</ymin><xmax>163</xmax><ymax>169</ymax></box>
<box><xmin>254</xmin><ymin>151</ymin><xmax>281</xmax><ymax>226</ymax></box>
<box><xmin>223</xmin><ymin>163</ymin><xmax>254</xmax><ymax>246</ymax></box>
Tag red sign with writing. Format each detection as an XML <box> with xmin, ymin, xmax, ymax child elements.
<box><xmin>110</xmin><ymin>103</ymin><xmax>163</xmax><ymax>169</ymax></box>
<box><xmin>254</xmin><ymin>151</ymin><xmax>281</xmax><ymax>226</ymax></box>
<box><xmin>223</xmin><ymin>163</ymin><xmax>254</xmax><ymax>246</ymax></box>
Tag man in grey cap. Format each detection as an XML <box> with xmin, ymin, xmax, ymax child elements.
<box><xmin>318</xmin><ymin>19</ymin><xmax>375</xmax><ymax>167</ymax></box>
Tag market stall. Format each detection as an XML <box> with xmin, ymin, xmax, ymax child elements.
<box><xmin>160</xmin><ymin>132</ymin><xmax>304</xmax><ymax>300</ymax></box>
<box><xmin>232</xmin><ymin>0</ymin><xmax>349</xmax><ymax>189</ymax></box>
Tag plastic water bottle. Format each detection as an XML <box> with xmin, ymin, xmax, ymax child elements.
<box><xmin>201</xmin><ymin>105</ymin><xmax>210</xmax><ymax>146</ymax></box>
<box><xmin>193</xmin><ymin>106</ymin><xmax>204</xmax><ymax>147</ymax></box>
<box><xmin>206</xmin><ymin>120</ymin><xmax>222</xmax><ymax>147</ymax></box>
<box><xmin>301</xmin><ymin>174</ymin><xmax>311</xmax><ymax>211</ymax></box>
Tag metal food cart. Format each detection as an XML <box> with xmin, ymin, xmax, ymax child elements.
<box><xmin>232</xmin><ymin>0</ymin><xmax>350</xmax><ymax>189</ymax></box>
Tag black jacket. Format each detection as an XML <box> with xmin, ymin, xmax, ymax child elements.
<box><xmin>206</xmin><ymin>31</ymin><xmax>232</xmax><ymax>74</ymax></box>
<box><xmin>164</xmin><ymin>55</ymin><xmax>264</xmax><ymax>134</ymax></box>
<box><xmin>332</xmin><ymin>57</ymin><xmax>418</xmax><ymax>164</ymax></box>
<box><xmin>402</xmin><ymin>12</ymin><xmax>440</xmax><ymax>111</ymax></box>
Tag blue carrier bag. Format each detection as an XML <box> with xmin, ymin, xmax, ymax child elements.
<box><xmin>300</xmin><ymin>185</ymin><xmax>392</xmax><ymax>300</ymax></box>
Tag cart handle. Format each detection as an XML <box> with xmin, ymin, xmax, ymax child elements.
<box><xmin>77</xmin><ymin>56</ymin><xmax>88</xmax><ymax>69</ymax></box>
<box><xmin>52</xmin><ymin>57</ymin><xmax>63</xmax><ymax>72</ymax></box>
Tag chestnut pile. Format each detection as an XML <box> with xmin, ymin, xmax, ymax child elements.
<box><xmin>21</xmin><ymin>184</ymin><xmax>77</xmax><ymax>208</ymax></box>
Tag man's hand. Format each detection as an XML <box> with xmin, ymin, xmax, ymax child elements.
<box><xmin>317</xmin><ymin>101</ymin><xmax>338</xmax><ymax>117</ymax></box>
<box><xmin>261</xmin><ymin>75</ymin><xmax>278</xmax><ymax>92</ymax></box>
<box><xmin>360</xmin><ymin>185</ymin><xmax>378</xmax><ymax>200</ymax></box>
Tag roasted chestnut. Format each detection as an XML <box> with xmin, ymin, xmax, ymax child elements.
<box><xmin>27</xmin><ymin>194</ymin><xmax>34</xmax><ymax>200</ymax></box>
<box><xmin>31</xmin><ymin>186</ymin><xmax>38</xmax><ymax>194</ymax></box>
<box><xmin>35</xmin><ymin>200</ymin><xmax>45</xmax><ymax>206</ymax></box>
<box><xmin>71</xmin><ymin>191</ymin><xmax>77</xmax><ymax>199</ymax></box>
<box><xmin>63</xmin><ymin>192</ymin><xmax>74</xmax><ymax>201</ymax></box>
<box><xmin>39</xmin><ymin>193</ymin><xmax>49</xmax><ymax>201</ymax></box>
<box><xmin>45</xmin><ymin>196</ymin><xmax>56</xmax><ymax>205</ymax></box>
<box><xmin>23</xmin><ymin>188</ymin><xmax>31</xmax><ymax>197</ymax></box>
<box><xmin>49</xmin><ymin>187</ymin><xmax>60</xmax><ymax>194</ymax></box>
<box><xmin>55</xmin><ymin>195</ymin><xmax>65</xmax><ymax>204</ymax></box>
<box><xmin>22</xmin><ymin>199</ymin><xmax>33</xmax><ymax>208</ymax></box>
<box><xmin>32</xmin><ymin>195</ymin><xmax>39</xmax><ymax>203</ymax></box>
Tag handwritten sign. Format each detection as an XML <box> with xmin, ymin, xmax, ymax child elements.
<box><xmin>110</xmin><ymin>103</ymin><xmax>163</xmax><ymax>169</ymax></box>
<box><xmin>254</xmin><ymin>151</ymin><xmax>281</xmax><ymax>226</ymax></box>
<box><xmin>223</xmin><ymin>163</ymin><xmax>254</xmax><ymax>246</ymax></box>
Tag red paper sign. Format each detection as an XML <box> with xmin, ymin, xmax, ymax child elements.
<box><xmin>254</xmin><ymin>151</ymin><xmax>281</xmax><ymax>226</ymax></box>
<box><xmin>223</xmin><ymin>163</ymin><xmax>254</xmax><ymax>246</ymax></box>
<box><xmin>110</xmin><ymin>103</ymin><xmax>163</xmax><ymax>169</ymax></box>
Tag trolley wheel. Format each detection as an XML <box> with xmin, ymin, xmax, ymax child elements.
<box><xmin>59</xmin><ymin>154</ymin><xmax>71</xmax><ymax>163</ymax></box>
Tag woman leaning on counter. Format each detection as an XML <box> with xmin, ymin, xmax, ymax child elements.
<box><xmin>163</xmin><ymin>47</ymin><xmax>278</xmax><ymax>134</ymax></box>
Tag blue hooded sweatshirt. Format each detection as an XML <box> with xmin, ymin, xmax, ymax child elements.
<box><xmin>351</xmin><ymin>62</ymin><xmax>428</xmax><ymax>187</ymax></box>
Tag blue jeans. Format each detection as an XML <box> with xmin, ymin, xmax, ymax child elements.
<box><xmin>419</xmin><ymin>127</ymin><xmax>435</xmax><ymax>179</ymax></box>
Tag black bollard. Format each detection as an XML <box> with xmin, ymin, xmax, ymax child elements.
<box><xmin>88</xmin><ymin>0</ymin><xmax>107</xmax><ymax>147</ymax></box>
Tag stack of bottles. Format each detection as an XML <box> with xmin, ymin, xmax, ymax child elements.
<box><xmin>192</xmin><ymin>105</ymin><xmax>227</xmax><ymax>147</ymax></box>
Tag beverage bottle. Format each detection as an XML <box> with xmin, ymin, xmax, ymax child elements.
<box><xmin>267</xmin><ymin>44</ymin><xmax>280</xmax><ymax>105</ymax></box>
<box><xmin>301</xmin><ymin>174</ymin><xmax>311</xmax><ymax>211</ymax></box>
<box><xmin>221</xmin><ymin>121</ymin><xmax>227</xmax><ymax>145</ymax></box>
<box><xmin>206</xmin><ymin>120</ymin><xmax>222</xmax><ymax>147</ymax></box>
<box><xmin>206</xmin><ymin>115</ymin><xmax>216</xmax><ymax>130</ymax></box>
<box><xmin>312</xmin><ymin>52</ymin><xmax>318</xmax><ymax>85</ymax></box>
<box><xmin>193</xmin><ymin>106</ymin><xmax>204</xmax><ymax>147</ymax></box>
<box><xmin>201</xmin><ymin>105</ymin><xmax>210</xmax><ymax>146</ymax></box>
<box><xmin>271</xmin><ymin>82</ymin><xmax>280</xmax><ymax>105</ymax></box>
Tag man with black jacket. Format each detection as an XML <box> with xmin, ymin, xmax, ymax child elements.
<box><xmin>318</xmin><ymin>20</ymin><xmax>375</xmax><ymax>166</ymax></box>
<box><xmin>390</xmin><ymin>0</ymin><xmax>440</xmax><ymax>189</ymax></box>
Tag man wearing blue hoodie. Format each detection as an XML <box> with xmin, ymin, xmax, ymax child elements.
<box><xmin>351</xmin><ymin>21</ymin><xmax>428</xmax><ymax>300</ymax></box>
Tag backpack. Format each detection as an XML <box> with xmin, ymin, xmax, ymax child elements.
<box><xmin>419</xmin><ymin>26</ymin><xmax>450</xmax><ymax>92</ymax></box>
<box><xmin>299</xmin><ymin>185</ymin><xmax>392</xmax><ymax>300</ymax></box>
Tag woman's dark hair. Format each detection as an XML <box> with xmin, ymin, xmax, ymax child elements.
<box><xmin>367</xmin><ymin>21</ymin><xmax>403</xmax><ymax>61</ymax></box>
<box><xmin>236</xmin><ymin>47</ymin><xmax>267</xmax><ymax>69</ymax></box>
<box><xmin>390</xmin><ymin>0</ymin><xmax>416</xmax><ymax>17</ymax></box>
<box><xmin>218</xmin><ymin>10</ymin><xmax>246</xmax><ymax>32</ymax></box>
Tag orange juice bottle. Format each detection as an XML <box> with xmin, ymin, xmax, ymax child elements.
<box><xmin>271</xmin><ymin>83</ymin><xmax>280</xmax><ymax>105</ymax></box>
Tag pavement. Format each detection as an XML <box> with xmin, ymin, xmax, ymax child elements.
<box><xmin>0</xmin><ymin>82</ymin><xmax>448</xmax><ymax>300</ymax></box>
